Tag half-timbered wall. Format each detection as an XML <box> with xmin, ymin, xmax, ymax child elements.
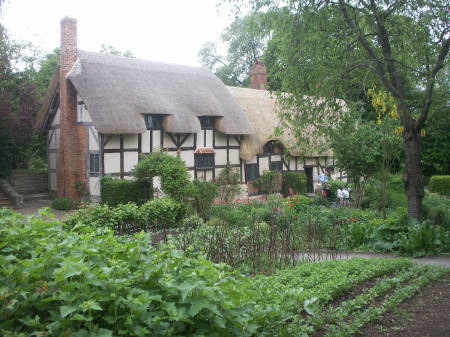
<box><xmin>241</xmin><ymin>141</ymin><xmax>342</xmax><ymax>193</ymax></box>
<box><xmin>73</xmin><ymin>101</ymin><xmax>243</xmax><ymax>200</ymax></box>
<box><xmin>47</xmin><ymin>95</ymin><xmax>344</xmax><ymax>201</ymax></box>
<box><xmin>47</xmin><ymin>107</ymin><xmax>60</xmax><ymax>194</ymax></box>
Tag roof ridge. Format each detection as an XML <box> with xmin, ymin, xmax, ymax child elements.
<box><xmin>77</xmin><ymin>50</ymin><xmax>211</xmax><ymax>75</ymax></box>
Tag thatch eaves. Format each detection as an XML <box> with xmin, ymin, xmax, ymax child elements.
<box><xmin>35</xmin><ymin>68</ymin><xmax>60</xmax><ymax>133</ymax></box>
<box><xmin>66</xmin><ymin>51</ymin><xmax>254</xmax><ymax>135</ymax></box>
<box><xmin>227</xmin><ymin>86</ymin><xmax>334</xmax><ymax>161</ymax></box>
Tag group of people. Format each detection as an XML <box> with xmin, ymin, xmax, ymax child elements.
<box><xmin>336</xmin><ymin>187</ymin><xmax>351</xmax><ymax>207</ymax></box>
<box><xmin>318</xmin><ymin>170</ymin><xmax>351</xmax><ymax>207</ymax></box>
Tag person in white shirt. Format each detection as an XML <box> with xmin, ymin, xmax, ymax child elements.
<box><xmin>337</xmin><ymin>188</ymin><xmax>343</xmax><ymax>206</ymax></box>
<box><xmin>342</xmin><ymin>187</ymin><xmax>350</xmax><ymax>207</ymax></box>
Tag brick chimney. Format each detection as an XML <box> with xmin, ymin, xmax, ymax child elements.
<box><xmin>250</xmin><ymin>61</ymin><xmax>267</xmax><ymax>90</ymax></box>
<box><xmin>57</xmin><ymin>17</ymin><xmax>87</xmax><ymax>200</ymax></box>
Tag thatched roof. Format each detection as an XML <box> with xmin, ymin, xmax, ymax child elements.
<box><xmin>65</xmin><ymin>51</ymin><xmax>254</xmax><ymax>134</ymax></box>
<box><xmin>35</xmin><ymin>68</ymin><xmax>59</xmax><ymax>132</ymax></box>
<box><xmin>227</xmin><ymin>86</ymin><xmax>333</xmax><ymax>161</ymax></box>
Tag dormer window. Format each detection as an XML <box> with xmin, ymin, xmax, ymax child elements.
<box><xmin>144</xmin><ymin>114</ymin><xmax>163</xmax><ymax>130</ymax></box>
<box><xmin>199</xmin><ymin>116</ymin><xmax>215</xmax><ymax>129</ymax></box>
<box><xmin>263</xmin><ymin>141</ymin><xmax>283</xmax><ymax>154</ymax></box>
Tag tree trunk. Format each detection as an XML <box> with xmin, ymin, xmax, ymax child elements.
<box><xmin>402</xmin><ymin>125</ymin><xmax>424</xmax><ymax>220</ymax></box>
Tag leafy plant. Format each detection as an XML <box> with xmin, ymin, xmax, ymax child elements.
<box><xmin>215</xmin><ymin>164</ymin><xmax>241</xmax><ymax>203</ymax></box>
<box><xmin>0</xmin><ymin>211</ymin><xmax>260</xmax><ymax>336</ymax></box>
<box><xmin>141</xmin><ymin>197</ymin><xmax>186</xmax><ymax>230</ymax></box>
<box><xmin>429</xmin><ymin>175</ymin><xmax>450</xmax><ymax>196</ymax></box>
<box><xmin>100</xmin><ymin>176</ymin><xmax>151</xmax><ymax>206</ymax></box>
<box><xmin>254</xmin><ymin>170</ymin><xmax>282</xmax><ymax>195</ymax></box>
<box><xmin>423</xmin><ymin>192</ymin><xmax>450</xmax><ymax>228</ymax></box>
<box><xmin>192</xmin><ymin>180</ymin><xmax>218</xmax><ymax>219</ymax></box>
<box><xmin>398</xmin><ymin>221</ymin><xmax>449</xmax><ymax>257</ymax></box>
<box><xmin>51</xmin><ymin>197</ymin><xmax>73</xmax><ymax>211</ymax></box>
<box><xmin>281</xmin><ymin>171</ymin><xmax>307</xmax><ymax>196</ymax></box>
<box><xmin>132</xmin><ymin>151</ymin><xmax>193</xmax><ymax>202</ymax></box>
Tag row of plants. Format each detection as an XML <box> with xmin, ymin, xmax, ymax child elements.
<box><xmin>4</xmin><ymin>207</ymin><xmax>434</xmax><ymax>336</ymax></box>
<box><xmin>293</xmin><ymin>265</ymin><xmax>448</xmax><ymax>336</ymax></box>
<box><xmin>4</xmin><ymin>207</ymin><xmax>442</xmax><ymax>336</ymax></box>
<box><xmin>197</xmin><ymin>191</ymin><xmax>450</xmax><ymax>259</ymax></box>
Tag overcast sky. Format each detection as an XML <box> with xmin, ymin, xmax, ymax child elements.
<box><xmin>1</xmin><ymin>0</ymin><xmax>235</xmax><ymax>66</ymax></box>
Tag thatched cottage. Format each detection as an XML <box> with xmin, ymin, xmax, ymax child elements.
<box><xmin>37</xmin><ymin>17</ymin><xmax>338</xmax><ymax>201</ymax></box>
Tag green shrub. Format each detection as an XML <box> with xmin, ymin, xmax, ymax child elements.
<box><xmin>254</xmin><ymin>170</ymin><xmax>282</xmax><ymax>194</ymax></box>
<box><xmin>281</xmin><ymin>171</ymin><xmax>307</xmax><ymax>196</ymax></box>
<box><xmin>51</xmin><ymin>197</ymin><xmax>72</xmax><ymax>211</ymax></box>
<box><xmin>100</xmin><ymin>176</ymin><xmax>151</xmax><ymax>207</ymax></box>
<box><xmin>0</xmin><ymin>211</ymin><xmax>261</xmax><ymax>336</ymax></box>
<box><xmin>370</xmin><ymin>208</ymin><xmax>408</xmax><ymax>252</ymax></box>
<box><xmin>398</xmin><ymin>220</ymin><xmax>449</xmax><ymax>257</ymax></box>
<box><xmin>210</xmin><ymin>204</ymin><xmax>253</xmax><ymax>226</ymax></box>
<box><xmin>327</xmin><ymin>179</ymin><xmax>347</xmax><ymax>200</ymax></box>
<box><xmin>423</xmin><ymin>192</ymin><xmax>450</xmax><ymax>228</ymax></box>
<box><xmin>140</xmin><ymin>197</ymin><xmax>186</xmax><ymax>230</ymax></box>
<box><xmin>387</xmin><ymin>175</ymin><xmax>406</xmax><ymax>208</ymax></box>
<box><xmin>132</xmin><ymin>151</ymin><xmax>193</xmax><ymax>201</ymax></box>
<box><xmin>192</xmin><ymin>180</ymin><xmax>218</xmax><ymax>219</ymax></box>
<box><xmin>429</xmin><ymin>175</ymin><xmax>450</xmax><ymax>196</ymax></box>
<box><xmin>65</xmin><ymin>203</ymin><xmax>144</xmax><ymax>231</ymax></box>
<box><xmin>215</xmin><ymin>165</ymin><xmax>241</xmax><ymax>203</ymax></box>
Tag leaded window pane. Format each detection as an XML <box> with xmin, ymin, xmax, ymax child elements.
<box><xmin>195</xmin><ymin>154</ymin><xmax>215</xmax><ymax>169</ymax></box>
<box><xmin>246</xmin><ymin>164</ymin><xmax>259</xmax><ymax>181</ymax></box>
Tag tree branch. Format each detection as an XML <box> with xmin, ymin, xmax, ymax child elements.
<box><xmin>337</xmin><ymin>0</ymin><xmax>400</xmax><ymax>96</ymax></box>
<box><xmin>369</xmin><ymin>0</ymin><xmax>406</xmax><ymax>99</ymax></box>
<box><xmin>416</xmin><ymin>35</ymin><xmax>450</xmax><ymax>130</ymax></box>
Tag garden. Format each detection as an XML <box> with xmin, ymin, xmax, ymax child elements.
<box><xmin>2</xmin><ymin>152</ymin><xmax>450</xmax><ymax>336</ymax></box>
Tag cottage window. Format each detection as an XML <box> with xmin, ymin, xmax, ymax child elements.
<box><xmin>270</xmin><ymin>161</ymin><xmax>283</xmax><ymax>171</ymax></box>
<box><xmin>89</xmin><ymin>153</ymin><xmax>100</xmax><ymax>176</ymax></box>
<box><xmin>263</xmin><ymin>141</ymin><xmax>283</xmax><ymax>154</ymax></box>
<box><xmin>195</xmin><ymin>153</ymin><xmax>215</xmax><ymax>169</ymax></box>
<box><xmin>245</xmin><ymin>164</ymin><xmax>259</xmax><ymax>181</ymax></box>
<box><xmin>144</xmin><ymin>114</ymin><xmax>163</xmax><ymax>130</ymax></box>
<box><xmin>199</xmin><ymin>116</ymin><xmax>215</xmax><ymax>129</ymax></box>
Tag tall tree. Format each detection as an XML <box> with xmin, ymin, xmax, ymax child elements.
<box><xmin>198</xmin><ymin>12</ymin><xmax>272</xmax><ymax>86</ymax></box>
<box><xmin>232</xmin><ymin>0</ymin><xmax>449</xmax><ymax>220</ymax></box>
<box><xmin>0</xmin><ymin>29</ymin><xmax>42</xmax><ymax>174</ymax></box>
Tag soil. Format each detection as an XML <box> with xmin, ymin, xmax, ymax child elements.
<box><xmin>359</xmin><ymin>273</ymin><xmax>450</xmax><ymax>337</ymax></box>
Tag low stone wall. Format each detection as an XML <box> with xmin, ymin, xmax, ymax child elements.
<box><xmin>7</xmin><ymin>169</ymin><xmax>48</xmax><ymax>195</ymax></box>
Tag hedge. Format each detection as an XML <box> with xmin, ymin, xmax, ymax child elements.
<box><xmin>429</xmin><ymin>175</ymin><xmax>450</xmax><ymax>196</ymax></box>
<box><xmin>65</xmin><ymin>197</ymin><xmax>186</xmax><ymax>232</ymax></box>
<box><xmin>100</xmin><ymin>176</ymin><xmax>152</xmax><ymax>207</ymax></box>
<box><xmin>281</xmin><ymin>171</ymin><xmax>307</xmax><ymax>196</ymax></box>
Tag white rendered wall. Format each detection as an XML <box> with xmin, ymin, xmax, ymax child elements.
<box><xmin>104</xmin><ymin>153</ymin><xmax>120</xmax><ymax>173</ymax></box>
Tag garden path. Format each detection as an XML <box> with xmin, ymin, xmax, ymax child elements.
<box><xmin>337</xmin><ymin>251</ymin><xmax>450</xmax><ymax>268</ymax></box>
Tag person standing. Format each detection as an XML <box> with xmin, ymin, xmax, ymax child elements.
<box><xmin>342</xmin><ymin>187</ymin><xmax>350</xmax><ymax>207</ymax></box>
<box><xmin>337</xmin><ymin>188</ymin><xmax>343</xmax><ymax>206</ymax></box>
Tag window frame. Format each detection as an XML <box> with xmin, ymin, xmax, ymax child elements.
<box><xmin>199</xmin><ymin>116</ymin><xmax>216</xmax><ymax>130</ymax></box>
<box><xmin>144</xmin><ymin>114</ymin><xmax>163</xmax><ymax>130</ymax></box>
<box><xmin>270</xmin><ymin>161</ymin><xmax>283</xmax><ymax>171</ymax></box>
<box><xmin>89</xmin><ymin>152</ymin><xmax>100</xmax><ymax>176</ymax></box>
<box><xmin>195</xmin><ymin>153</ymin><xmax>215</xmax><ymax>169</ymax></box>
<box><xmin>263</xmin><ymin>141</ymin><xmax>283</xmax><ymax>154</ymax></box>
<box><xmin>245</xmin><ymin>163</ymin><xmax>259</xmax><ymax>181</ymax></box>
